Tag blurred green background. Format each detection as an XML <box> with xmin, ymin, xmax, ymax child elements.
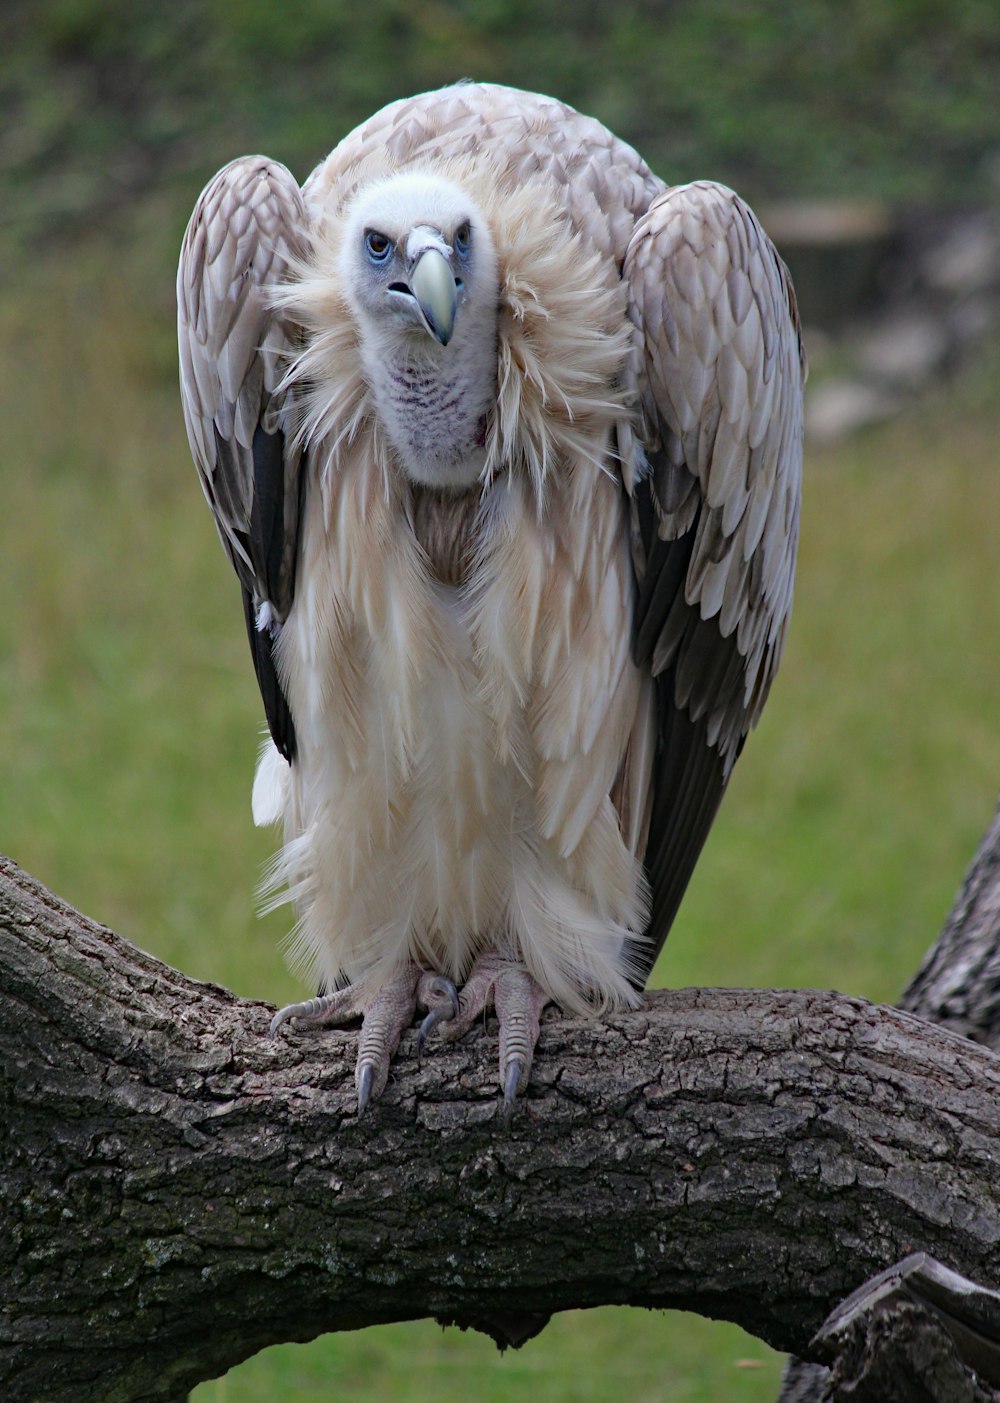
<box><xmin>3</xmin><ymin>3</ymin><xmax>1000</xmax><ymax>1400</ymax></box>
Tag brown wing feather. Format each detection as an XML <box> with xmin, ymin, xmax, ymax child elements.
<box><xmin>177</xmin><ymin>157</ymin><xmax>310</xmax><ymax>759</ymax></box>
<box><xmin>624</xmin><ymin>181</ymin><xmax>805</xmax><ymax>982</ymax></box>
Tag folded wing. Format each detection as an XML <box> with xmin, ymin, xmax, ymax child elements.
<box><xmin>624</xmin><ymin>181</ymin><xmax>806</xmax><ymax>982</ymax></box>
<box><xmin>177</xmin><ymin>157</ymin><xmax>310</xmax><ymax>760</ymax></box>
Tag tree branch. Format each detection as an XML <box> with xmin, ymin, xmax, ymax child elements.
<box><xmin>4</xmin><ymin>850</ymin><xmax>1000</xmax><ymax>1403</ymax></box>
<box><xmin>810</xmin><ymin>1253</ymin><xmax>1000</xmax><ymax>1402</ymax></box>
<box><xmin>900</xmin><ymin>800</ymin><xmax>1000</xmax><ymax>1050</ymax></box>
<box><xmin>778</xmin><ymin>797</ymin><xmax>1000</xmax><ymax>1403</ymax></box>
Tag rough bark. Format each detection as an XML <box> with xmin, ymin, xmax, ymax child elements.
<box><xmin>779</xmin><ymin>799</ymin><xmax>1000</xmax><ymax>1403</ymax></box>
<box><xmin>820</xmin><ymin>1300</ymin><xmax>997</xmax><ymax>1403</ymax></box>
<box><xmin>5</xmin><ymin>850</ymin><xmax>1000</xmax><ymax>1403</ymax></box>
<box><xmin>810</xmin><ymin>1253</ymin><xmax>1000</xmax><ymax>1402</ymax></box>
<box><xmin>901</xmin><ymin>800</ymin><xmax>1000</xmax><ymax>1050</ymax></box>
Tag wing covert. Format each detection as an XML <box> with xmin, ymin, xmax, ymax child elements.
<box><xmin>177</xmin><ymin>157</ymin><xmax>310</xmax><ymax>760</ymax></box>
<box><xmin>623</xmin><ymin>180</ymin><xmax>805</xmax><ymax>980</ymax></box>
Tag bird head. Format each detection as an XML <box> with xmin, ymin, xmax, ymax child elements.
<box><xmin>337</xmin><ymin>170</ymin><xmax>500</xmax><ymax>489</ymax></box>
<box><xmin>340</xmin><ymin>170</ymin><xmax>498</xmax><ymax>353</ymax></box>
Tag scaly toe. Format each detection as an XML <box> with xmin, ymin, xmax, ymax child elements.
<box><xmin>351</xmin><ymin>964</ymin><xmax>422</xmax><ymax>1113</ymax></box>
<box><xmin>494</xmin><ymin>965</ymin><xmax>548</xmax><ymax>1107</ymax></box>
<box><xmin>268</xmin><ymin>965</ymin><xmax>422</xmax><ymax>1115</ymax></box>
<box><xmin>269</xmin><ymin>992</ymin><xmax>356</xmax><ymax>1037</ymax></box>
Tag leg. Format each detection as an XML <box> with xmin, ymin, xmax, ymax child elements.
<box><xmin>270</xmin><ymin>963</ymin><xmax>422</xmax><ymax>1114</ymax></box>
<box><xmin>417</xmin><ymin>951</ymin><xmax>551</xmax><ymax>1112</ymax></box>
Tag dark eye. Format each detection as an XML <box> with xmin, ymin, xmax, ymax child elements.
<box><xmin>365</xmin><ymin>230</ymin><xmax>392</xmax><ymax>263</ymax></box>
<box><xmin>454</xmin><ymin>221</ymin><xmax>471</xmax><ymax>258</ymax></box>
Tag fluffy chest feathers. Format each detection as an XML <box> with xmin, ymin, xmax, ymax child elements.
<box><xmin>410</xmin><ymin>486</ymin><xmax>481</xmax><ymax>585</ymax></box>
<box><xmin>274</xmin><ymin>455</ymin><xmax>646</xmax><ymax>1013</ymax></box>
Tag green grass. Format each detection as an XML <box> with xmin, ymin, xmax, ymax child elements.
<box><xmin>661</xmin><ymin>368</ymin><xmax>1000</xmax><ymax>1004</ymax></box>
<box><xmin>3</xmin><ymin>247</ymin><xmax>1000</xmax><ymax>1401</ymax></box>
<box><xmin>192</xmin><ymin>1311</ymin><xmax>784</xmax><ymax>1403</ymax></box>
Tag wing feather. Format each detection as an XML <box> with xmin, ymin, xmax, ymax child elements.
<box><xmin>624</xmin><ymin>180</ymin><xmax>805</xmax><ymax>981</ymax></box>
<box><xmin>177</xmin><ymin>157</ymin><xmax>310</xmax><ymax>760</ymax></box>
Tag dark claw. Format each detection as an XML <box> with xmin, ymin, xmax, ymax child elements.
<box><xmin>417</xmin><ymin>977</ymin><xmax>461</xmax><ymax>1059</ymax></box>
<box><xmin>269</xmin><ymin>999</ymin><xmax>312</xmax><ymax>1037</ymax></box>
<box><xmin>503</xmin><ymin>1057</ymin><xmax>523</xmax><ymax>1111</ymax></box>
<box><xmin>269</xmin><ymin>994</ymin><xmax>337</xmax><ymax>1037</ymax></box>
<box><xmin>432</xmin><ymin>975</ymin><xmax>461</xmax><ymax>1020</ymax></box>
<box><xmin>417</xmin><ymin>1005</ymin><xmax>451</xmax><ymax>1059</ymax></box>
<box><xmin>357</xmin><ymin>1061</ymin><xmax>376</xmax><ymax>1117</ymax></box>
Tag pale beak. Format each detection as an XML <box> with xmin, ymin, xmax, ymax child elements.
<box><xmin>409</xmin><ymin>246</ymin><xmax>458</xmax><ymax>346</ymax></box>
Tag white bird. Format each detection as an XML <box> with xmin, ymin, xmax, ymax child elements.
<box><xmin>177</xmin><ymin>82</ymin><xmax>804</xmax><ymax>1113</ymax></box>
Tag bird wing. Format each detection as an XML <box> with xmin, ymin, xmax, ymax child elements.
<box><xmin>177</xmin><ymin>157</ymin><xmax>310</xmax><ymax>761</ymax></box>
<box><xmin>623</xmin><ymin>181</ymin><xmax>805</xmax><ymax>983</ymax></box>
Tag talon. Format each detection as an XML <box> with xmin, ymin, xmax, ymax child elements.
<box><xmin>357</xmin><ymin>1061</ymin><xmax>376</xmax><ymax>1117</ymax></box>
<box><xmin>434</xmin><ymin>976</ymin><xmax>462</xmax><ymax>1021</ymax></box>
<box><xmin>417</xmin><ymin>1005</ymin><xmax>451</xmax><ymax>1058</ymax></box>
<box><xmin>417</xmin><ymin>977</ymin><xmax>461</xmax><ymax>1059</ymax></box>
<box><xmin>269</xmin><ymin>995</ymin><xmax>327</xmax><ymax>1037</ymax></box>
<box><xmin>503</xmin><ymin>1057</ymin><xmax>524</xmax><ymax>1108</ymax></box>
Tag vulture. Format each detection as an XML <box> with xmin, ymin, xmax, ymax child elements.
<box><xmin>177</xmin><ymin>82</ymin><xmax>804</xmax><ymax>1113</ymax></box>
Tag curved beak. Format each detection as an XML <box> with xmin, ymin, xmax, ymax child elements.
<box><xmin>409</xmin><ymin>247</ymin><xmax>458</xmax><ymax>346</ymax></box>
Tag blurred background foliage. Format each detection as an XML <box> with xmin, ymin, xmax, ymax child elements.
<box><xmin>3</xmin><ymin>0</ymin><xmax>1000</xmax><ymax>260</ymax></box>
<box><xmin>3</xmin><ymin>3</ymin><xmax>1000</xmax><ymax>1401</ymax></box>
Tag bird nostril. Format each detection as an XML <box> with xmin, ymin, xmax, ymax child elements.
<box><xmin>388</xmin><ymin>282</ymin><xmax>412</xmax><ymax>295</ymax></box>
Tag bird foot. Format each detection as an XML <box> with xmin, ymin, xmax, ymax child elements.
<box><xmin>269</xmin><ymin>964</ymin><xmax>422</xmax><ymax>1114</ymax></box>
<box><xmin>417</xmin><ymin>952</ymin><xmax>550</xmax><ymax>1113</ymax></box>
<box><xmin>269</xmin><ymin>955</ymin><xmax>549</xmax><ymax>1115</ymax></box>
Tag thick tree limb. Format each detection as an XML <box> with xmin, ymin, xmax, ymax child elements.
<box><xmin>4</xmin><ymin>851</ymin><xmax>1000</xmax><ymax>1403</ymax></box>
<box><xmin>901</xmin><ymin>800</ymin><xmax>1000</xmax><ymax>1050</ymax></box>
<box><xmin>779</xmin><ymin>798</ymin><xmax>1000</xmax><ymax>1403</ymax></box>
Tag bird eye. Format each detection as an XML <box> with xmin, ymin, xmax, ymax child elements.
<box><xmin>454</xmin><ymin>221</ymin><xmax>471</xmax><ymax>258</ymax></box>
<box><xmin>365</xmin><ymin>230</ymin><xmax>392</xmax><ymax>263</ymax></box>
